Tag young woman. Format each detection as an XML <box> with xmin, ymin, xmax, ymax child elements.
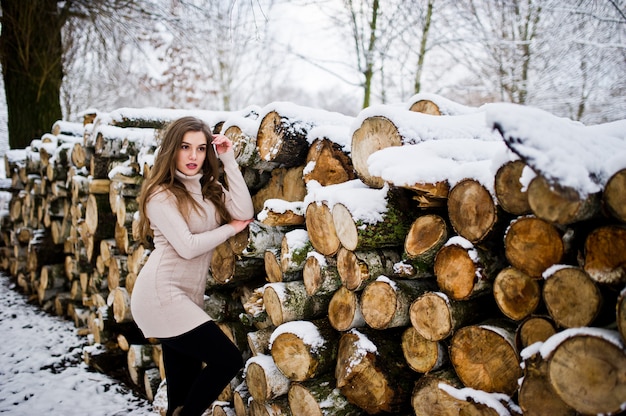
<box><xmin>130</xmin><ymin>116</ymin><xmax>254</xmax><ymax>416</ymax></box>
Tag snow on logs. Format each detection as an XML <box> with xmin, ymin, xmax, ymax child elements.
<box><xmin>2</xmin><ymin>95</ymin><xmax>626</xmax><ymax>416</ymax></box>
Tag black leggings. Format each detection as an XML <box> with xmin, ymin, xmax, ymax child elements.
<box><xmin>159</xmin><ymin>321</ymin><xmax>243</xmax><ymax>416</ymax></box>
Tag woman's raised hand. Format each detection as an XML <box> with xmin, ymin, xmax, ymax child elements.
<box><xmin>211</xmin><ymin>134</ymin><xmax>232</xmax><ymax>155</ymax></box>
<box><xmin>229</xmin><ymin>218</ymin><xmax>254</xmax><ymax>233</ymax></box>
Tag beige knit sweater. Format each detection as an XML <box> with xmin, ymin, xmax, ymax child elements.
<box><xmin>130</xmin><ymin>150</ymin><xmax>253</xmax><ymax>338</ymax></box>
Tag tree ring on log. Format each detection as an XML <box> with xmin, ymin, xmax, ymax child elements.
<box><xmin>351</xmin><ymin>116</ymin><xmax>402</xmax><ymax>189</ymax></box>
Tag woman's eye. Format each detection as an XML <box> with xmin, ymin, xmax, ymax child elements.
<box><xmin>198</xmin><ymin>146</ymin><xmax>206</xmax><ymax>152</ymax></box>
<box><xmin>181</xmin><ymin>144</ymin><xmax>189</xmax><ymax>150</ymax></box>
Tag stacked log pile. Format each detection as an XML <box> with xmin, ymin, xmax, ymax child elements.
<box><xmin>1</xmin><ymin>94</ymin><xmax>625</xmax><ymax>416</ymax></box>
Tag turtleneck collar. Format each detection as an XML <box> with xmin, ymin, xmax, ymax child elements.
<box><xmin>175</xmin><ymin>170</ymin><xmax>203</xmax><ymax>195</ymax></box>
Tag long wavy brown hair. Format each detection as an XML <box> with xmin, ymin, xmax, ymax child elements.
<box><xmin>136</xmin><ymin>116</ymin><xmax>232</xmax><ymax>244</ymax></box>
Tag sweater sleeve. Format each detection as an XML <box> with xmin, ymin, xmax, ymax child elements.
<box><xmin>146</xmin><ymin>190</ymin><xmax>236</xmax><ymax>260</ymax></box>
<box><xmin>220</xmin><ymin>149</ymin><xmax>255</xmax><ymax>220</ymax></box>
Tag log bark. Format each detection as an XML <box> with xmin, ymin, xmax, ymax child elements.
<box><xmin>263</xmin><ymin>280</ymin><xmax>331</xmax><ymax>326</ymax></box>
<box><xmin>337</xmin><ymin>247</ymin><xmax>401</xmax><ymax>292</ymax></box>
<box><xmin>247</xmin><ymin>327</ymin><xmax>274</xmax><ymax>357</ymax></box>
<box><xmin>546</xmin><ymin>328</ymin><xmax>626</xmax><ymax>415</ymax></box>
<box><xmin>335</xmin><ymin>328</ymin><xmax>414</xmax><ymax>414</ymax></box>
<box><xmin>256</xmin><ymin>111</ymin><xmax>311</xmax><ymax>168</ymax></box>
<box><xmin>332</xmin><ymin>197</ymin><xmax>412</xmax><ymax>251</ymax></box>
<box><xmin>287</xmin><ymin>373</ymin><xmax>363</xmax><ymax>416</ymax></box>
<box><xmin>270</xmin><ymin>319</ymin><xmax>339</xmax><ymax>381</ymax></box>
<box><xmin>127</xmin><ymin>343</ymin><xmax>157</xmax><ymax>386</ymax></box>
<box><xmin>226</xmin><ymin>123</ymin><xmax>274</xmax><ymax>172</ymax></box>
<box><xmin>401</xmin><ymin>326</ymin><xmax>447</xmax><ymax>373</ymax></box>
<box><xmin>203</xmin><ymin>289</ymin><xmax>246</xmax><ymax>322</ymax></box>
<box><xmin>447</xmin><ymin>178</ymin><xmax>504</xmax><ymax>244</ymax></box>
<box><xmin>229</xmin><ymin>221</ymin><xmax>289</xmax><ymax>259</ymax></box>
<box><xmin>305</xmin><ymin>202</ymin><xmax>341</xmax><ymax>256</ymax></box>
<box><xmin>245</xmin><ymin>354</ymin><xmax>291</xmax><ymax>403</ymax></box>
<box><xmin>249</xmin><ymin>397</ymin><xmax>292</xmax><ymax>416</ymax></box>
<box><xmin>403</xmin><ymin>213</ymin><xmax>448</xmax><ymax>278</ymax></box>
<box><xmin>528</xmin><ymin>175</ymin><xmax>601</xmax><ymax>225</ymax></box>
<box><xmin>279</xmin><ymin>229</ymin><xmax>312</xmax><ymax>275</ymax></box>
<box><xmin>603</xmin><ymin>168</ymin><xmax>626</xmax><ymax>223</ymax></box>
<box><xmin>303</xmin><ymin>138</ymin><xmax>355</xmax><ymax>186</ymax></box>
<box><xmin>409</xmin><ymin>291</ymin><xmax>493</xmax><ymax>342</ymax></box>
<box><xmin>493</xmin><ymin>266</ymin><xmax>541</xmax><ymax>321</ymax></box>
<box><xmin>583</xmin><ymin>224</ymin><xmax>626</xmax><ymax>285</ymax></box>
<box><xmin>360</xmin><ymin>277</ymin><xmax>436</xmax><ymax>330</ymax></box>
<box><xmin>233</xmin><ymin>381</ymin><xmax>251</xmax><ymax>416</ymax></box>
<box><xmin>302</xmin><ymin>253</ymin><xmax>341</xmax><ymax>296</ymax></box>
<box><xmin>449</xmin><ymin>320</ymin><xmax>521</xmax><ymax>395</ymax></box>
<box><xmin>618</xmin><ymin>289</ymin><xmax>626</xmax><ymax>343</ymax></box>
<box><xmin>264</xmin><ymin>249</ymin><xmax>297</xmax><ymax>283</ymax></box>
<box><xmin>494</xmin><ymin>160</ymin><xmax>532</xmax><ymax>216</ymax></box>
<box><xmin>543</xmin><ymin>266</ymin><xmax>602</xmax><ymax>328</ymax></box>
<box><xmin>211</xmin><ymin>240</ymin><xmax>265</xmax><ymax>285</ymax></box>
<box><xmin>504</xmin><ymin>216</ymin><xmax>564</xmax><ymax>278</ymax></box>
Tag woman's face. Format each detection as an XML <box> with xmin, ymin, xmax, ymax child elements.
<box><xmin>176</xmin><ymin>130</ymin><xmax>207</xmax><ymax>176</ymax></box>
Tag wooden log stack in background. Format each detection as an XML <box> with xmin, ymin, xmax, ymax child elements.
<box><xmin>1</xmin><ymin>93</ymin><xmax>626</xmax><ymax>416</ymax></box>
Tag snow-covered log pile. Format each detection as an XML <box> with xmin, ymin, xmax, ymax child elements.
<box><xmin>1</xmin><ymin>93</ymin><xmax>626</xmax><ymax>416</ymax></box>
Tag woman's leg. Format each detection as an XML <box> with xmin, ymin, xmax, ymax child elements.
<box><xmin>160</xmin><ymin>342</ymin><xmax>202</xmax><ymax>416</ymax></box>
<box><xmin>160</xmin><ymin>321</ymin><xmax>244</xmax><ymax>416</ymax></box>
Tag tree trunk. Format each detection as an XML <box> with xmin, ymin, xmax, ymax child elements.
<box><xmin>256</xmin><ymin>111</ymin><xmax>311</xmax><ymax>168</ymax></box>
<box><xmin>245</xmin><ymin>354</ymin><xmax>291</xmax><ymax>403</ymax></box>
<box><xmin>0</xmin><ymin>0</ymin><xmax>65</xmax><ymax>149</ymax></box>
<box><xmin>337</xmin><ymin>247</ymin><xmax>401</xmax><ymax>292</ymax></box>
<box><xmin>270</xmin><ymin>318</ymin><xmax>339</xmax><ymax>382</ymax></box>
<box><xmin>603</xmin><ymin>168</ymin><xmax>626</xmax><ymax>223</ymax></box>
<box><xmin>127</xmin><ymin>343</ymin><xmax>157</xmax><ymax>386</ymax></box>
<box><xmin>403</xmin><ymin>213</ymin><xmax>448</xmax><ymax>278</ymax></box>
<box><xmin>583</xmin><ymin>225</ymin><xmax>626</xmax><ymax>285</ymax></box>
<box><xmin>287</xmin><ymin>373</ymin><xmax>363</xmax><ymax>416</ymax></box>
<box><xmin>409</xmin><ymin>291</ymin><xmax>493</xmax><ymax>342</ymax></box>
<box><xmin>350</xmin><ymin>116</ymin><xmax>403</xmax><ymax>189</ymax></box>
<box><xmin>247</xmin><ymin>327</ymin><xmax>274</xmax><ymax>357</ymax></box>
<box><xmin>305</xmin><ymin>201</ymin><xmax>341</xmax><ymax>256</ymax></box>
<box><xmin>257</xmin><ymin>201</ymin><xmax>305</xmax><ymax>227</ymax></box>
<box><xmin>111</xmin><ymin>287</ymin><xmax>133</xmax><ymax>323</ymax></box>
<box><xmin>518</xmin><ymin>350</ymin><xmax>577</xmax><ymax>416</ymax></box>
<box><xmin>251</xmin><ymin>166</ymin><xmax>307</xmax><ymax>215</ymax></box>
<box><xmin>434</xmin><ymin>239</ymin><xmax>496</xmax><ymax>301</ymax></box>
<box><xmin>504</xmin><ymin>216</ymin><xmax>564</xmax><ymax>278</ymax></box>
<box><xmin>447</xmin><ymin>178</ymin><xmax>504</xmax><ymax>244</ymax></box>
<box><xmin>263</xmin><ymin>281</ymin><xmax>332</xmax><ymax>326</ymax></box>
<box><xmin>280</xmin><ymin>229</ymin><xmax>312</xmax><ymax>275</ymax></box>
<box><xmin>494</xmin><ymin>160</ymin><xmax>532</xmax><ymax>216</ymax></box>
<box><xmin>335</xmin><ymin>328</ymin><xmax>414</xmax><ymax>414</ymax></box>
<box><xmin>493</xmin><ymin>266</ymin><xmax>541</xmax><ymax>321</ymax></box>
<box><xmin>249</xmin><ymin>397</ymin><xmax>292</xmax><ymax>416</ymax></box>
<box><xmin>229</xmin><ymin>221</ymin><xmax>289</xmax><ymax>259</ymax></box>
<box><xmin>360</xmin><ymin>277</ymin><xmax>436</xmax><ymax>330</ymax></box>
<box><xmin>302</xmin><ymin>253</ymin><xmax>341</xmax><ymax>296</ymax></box>
<box><xmin>211</xmin><ymin>240</ymin><xmax>265</xmax><ymax>285</ymax></box>
<box><xmin>618</xmin><ymin>289</ymin><xmax>626</xmax><ymax>343</ymax></box>
<box><xmin>328</xmin><ymin>286</ymin><xmax>366</xmax><ymax>332</ymax></box>
<box><xmin>401</xmin><ymin>326</ymin><xmax>447</xmax><ymax>373</ymax></box>
<box><xmin>528</xmin><ymin>175</ymin><xmax>601</xmax><ymax>225</ymax></box>
<box><xmin>303</xmin><ymin>138</ymin><xmax>355</xmax><ymax>186</ymax></box>
<box><xmin>543</xmin><ymin>266</ymin><xmax>602</xmax><ymax>328</ymax></box>
<box><xmin>449</xmin><ymin>321</ymin><xmax>521</xmax><ymax>395</ymax></box>
<box><xmin>546</xmin><ymin>328</ymin><xmax>626</xmax><ymax>415</ymax></box>
<box><xmin>233</xmin><ymin>381</ymin><xmax>251</xmax><ymax>416</ymax></box>
<box><xmin>515</xmin><ymin>315</ymin><xmax>557</xmax><ymax>351</ymax></box>
<box><xmin>411</xmin><ymin>368</ymin><xmax>465</xmax><ymax>416</ymax></box>
<box><xmin>332</xmin><ymin>198</ymin><xmax>412</xmax><ymax>251</ymax></box>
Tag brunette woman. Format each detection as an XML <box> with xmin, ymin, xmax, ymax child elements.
<box><xmin>131</xmin><ymin>116</ymin><xmax>254</xmax><ymax>416</ymax></box>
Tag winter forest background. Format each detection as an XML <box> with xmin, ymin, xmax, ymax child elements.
<box><xmin>0</xmin><ymin>0</ymin><xmax>625</xmax><ymax>158</ymax></box>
